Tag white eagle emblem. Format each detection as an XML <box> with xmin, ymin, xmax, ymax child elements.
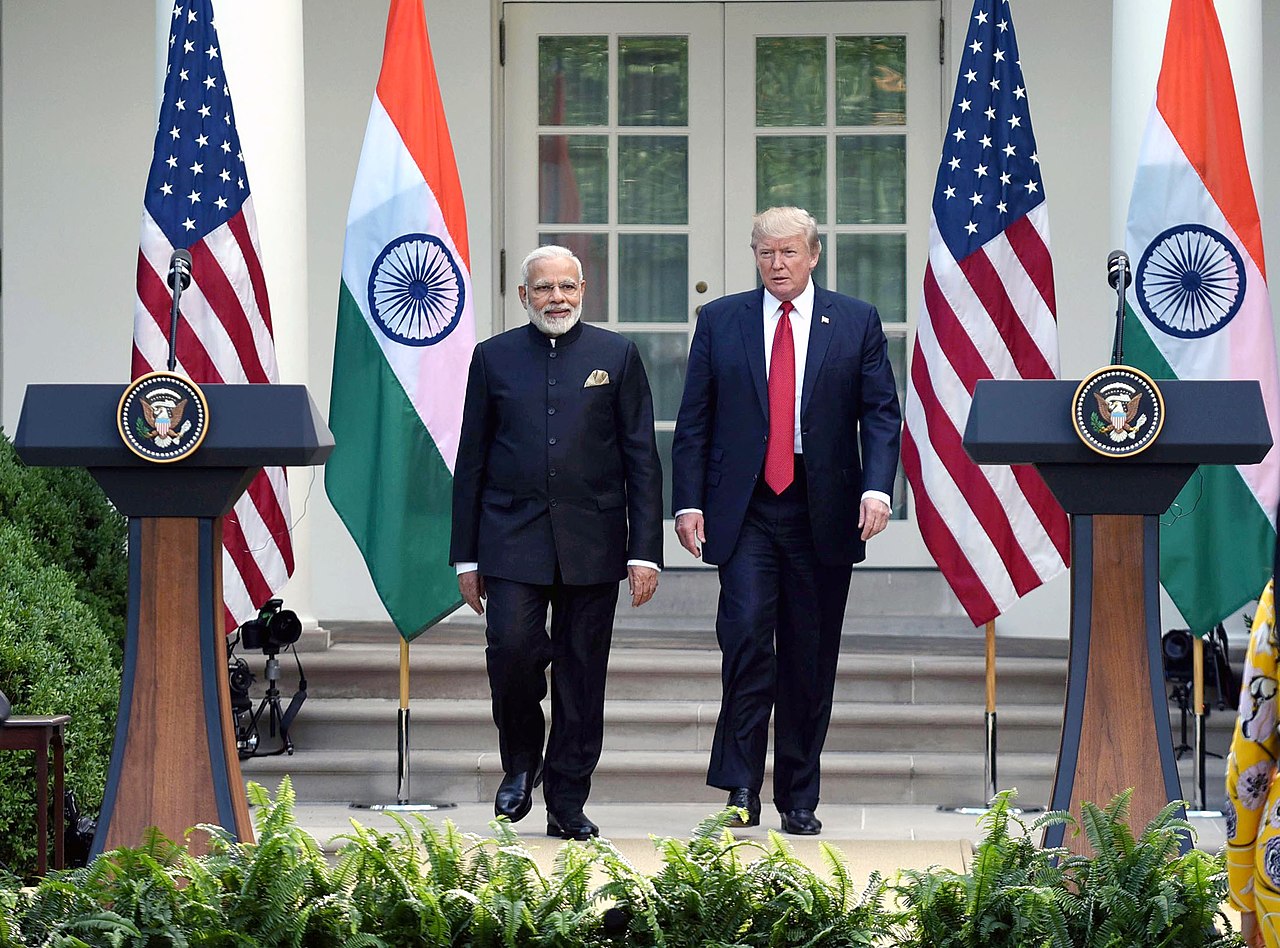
<box><xmin>1093</xmin><ymin>390</ymin><xmax>1146</xmax><ymax>442</ymax></box>
<box><xmin>141</xmin><ymin>394</ymin><xmax>192</xmax><ymax>448</ymax></box>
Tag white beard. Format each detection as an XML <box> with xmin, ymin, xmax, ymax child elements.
<box><xmin>526</xmin><ymin>300</ymin><xmax>583</xmax><ymax>337</ymax></box>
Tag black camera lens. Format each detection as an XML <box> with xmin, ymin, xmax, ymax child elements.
<box><xmin>1161</xmin><ymin>629</ymin><xmax>1194</xmax><ymax>684</ymax></box>
<box><xmin>271</xmin><ymin>610</ymin><xmax>302</xmax><ymax>646</ymax></box>
<box><xmin>238</xmin><ymin>599</ymin><xmax>302</xmax><ymax>651</ymax></box>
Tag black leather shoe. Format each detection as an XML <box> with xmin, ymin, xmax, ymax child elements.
<box><xmin>780</xmin><ymin>808</ymin><xmax>822</xmax><ymax>836</ymax></box>
<box><xmin>725</xmin><ymin>788</ymin><xmax>761</xmax><ymax>828</ymax></box>
<box><xmin>494</xmin><ymin>771</ymin><xmax>537</xmax><ymax>822</ymax></box>
<box><xmin>546</xmin><ymin>810</ymin><xmax>599</xmax><ymax>840</ymax></box>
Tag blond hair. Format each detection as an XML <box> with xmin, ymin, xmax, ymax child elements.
<box><xmin>750</xmin><ymin>206</ymin><xmax>821</xmax><ymax>254</ymax></box>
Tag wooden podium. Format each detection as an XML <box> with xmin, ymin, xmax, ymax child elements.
<box><xmin>964</xmin><ymin>379</ymin><xmax>1270</xmax><ymax>850</ymax></box>
<box><xmin>14</xmin><ymin>384</ymin><xmax>333</xmax><ymax>855</ymax></box>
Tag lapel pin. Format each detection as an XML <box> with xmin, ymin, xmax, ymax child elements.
<box><xmin>821</xmin><ymin>315</ymin><xmax>830</xmax><ymax>324</ymax></box>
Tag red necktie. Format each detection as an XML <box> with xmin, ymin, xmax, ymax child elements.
<box><xmin>765</xmin><ymin>300</ymin><xmax>796</xmax><ymax>494</ymax></box>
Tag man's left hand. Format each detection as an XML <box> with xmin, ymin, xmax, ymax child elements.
<box><xmin>859</xmin><ymin>497</ymin><xmax>891</xmax><ymax>541</ymax></box>
<box><xmin>628</xmin><ymin>565</ymin><xmax>658</xmax><ymax>607</ymax></box>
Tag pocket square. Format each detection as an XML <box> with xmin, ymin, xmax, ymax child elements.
<box><xmin>584</xmin><ymin>369</ymin><xmax>611</xmax><ymax>387</ymax></box>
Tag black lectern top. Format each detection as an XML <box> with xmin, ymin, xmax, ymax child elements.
<box><xmin>15</xmin><ymin>384</ymin><xmax>334</xmax><ymax>518</ymax></box>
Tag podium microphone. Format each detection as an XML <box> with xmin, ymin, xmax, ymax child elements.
<box><xmin>166</xmin><ymin>249</ymin><xmax>193</xmax><ymax>372</ymax></box>
<box><xmin>1107</xmin><ymin>249</ymin><xmax>1130</xmax><ymax>364</ymax></box>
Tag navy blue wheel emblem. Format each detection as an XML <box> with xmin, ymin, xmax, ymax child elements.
<box><xmin>367</xmin><ymin>233</ymin><xmax>465</xmax><ymax>346</ymax></box>
<box><xmin>1135</xmin><ymin>223</ymin><xmax>1245</xmax><ymax>338</ymax></box>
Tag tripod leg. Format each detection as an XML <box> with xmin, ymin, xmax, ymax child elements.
<box><xmin>271</xmin><ymin>694</ymin><xmax>293</xmax><ymax>755</ymax></box>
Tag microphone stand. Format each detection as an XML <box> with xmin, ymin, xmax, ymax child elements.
<box><xmin>1110</xmin><ymin>258</ymin><xmax>1128</xmax><ymax>364</ymax></box>
<box><xmin>168</xmin><ymin>281</ymin><xmax>184</xmax><ymax>372</ymax></box>
<box><xmin>167</xmin><ymin>253</ymin><xmax>191</xmax><ymax>372</ymax></box>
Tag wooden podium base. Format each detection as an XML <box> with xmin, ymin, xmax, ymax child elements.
<box><xmin>92</xmin><ymin>517</ymin><xmax>253</xmax><ymax>856</ymax></box>
<box><xmin>1043</xmin><ymin>514</ymin><xmax>1185</xmax><ymax>853</ymax></box>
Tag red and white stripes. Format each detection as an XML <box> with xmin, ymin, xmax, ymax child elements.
<box><xmin>903</xmin><ymin>205</ymin><xmax>1070</xmax><ymax>626</ymax></box>
<box><xmin>132</xmin><ymin>198</ymin><xmax>293</xmax><ymax>630</ymax></box>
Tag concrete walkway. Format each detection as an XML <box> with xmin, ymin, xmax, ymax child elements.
<box><xmin>286</xmin><ymin>799</ymin><xmax>1228</xmax><ymax>858</ymax></box>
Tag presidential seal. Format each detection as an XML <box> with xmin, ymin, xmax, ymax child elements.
<box><xmin>1072</xmin><ymin>366</ymin><xmax>1164</xmax><ymax>458</ymax></box>
<box><xmin>117</xmin><ymin>371</ymin><xmax>210</xmax><ymax>463</ymax></box>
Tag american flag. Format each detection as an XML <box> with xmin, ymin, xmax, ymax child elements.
<box><xmin>902</xmin><ymin>0</ymin><xmax>1070</xmax><ymax>626</ymax></box>
<box><xmin>132</xmin><ymin>0</ymin><xmax>293</xmax><ymax>631</ymax></box>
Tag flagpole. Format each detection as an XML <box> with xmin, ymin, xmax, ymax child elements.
<box><xmin>351</xmin><ymin>636</ymin><xmax>455</xmax><ymax>813</ymax></box>
<box><xmin>984</xmin><ymin>619</ymin><xmax>998</xmax><ymax>803</ymax></box>
<box><xmin>398</xmin><ymin>639</ymin><xmax>411</xmax><ymax>803</ymax></box>
<box><xmin>1187</xmin><ymin>634</ymin><xmax>1222</xmax><ymax>817</ymax></box>
<box><xmin>937</xmin><ymin>619</ymin><xmax>1026</xmax><ymax>814</ymax></box>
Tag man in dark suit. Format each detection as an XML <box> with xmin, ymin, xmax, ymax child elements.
<box><xmin>671</xmin><ymin>206</ymin><xmax>901</xmax><ymax>835</ymax></box>
<box><xmin>451</xmin><ymin>245</ymin><xmax>664</xmax><ymax>840</ymax></box>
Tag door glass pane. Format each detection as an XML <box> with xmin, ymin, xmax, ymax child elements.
<box><xmin>619</xmin><ymin>234</ymin><xmax>688</xmax><ymax>322</ymax></box>
<box><xmin>836</xmin><ymin>36</ymin><xmax>906</xmax><ymax>126</ymax></box>
<box><xmin>656</xmin><ymin>429</ymin><xmax>675</xmax><ymax>518</ymax></box>
<box><xmin>757</xmin><ymin>136</ymin><xmax>827</xmax><ymax>222</ymax></box>
<box><xmin>539</xmin><ymin>135</ymin><xmax>608</xmax><ymax>225</ymax></box>
<box><xmin>539</xmin><ymin>36</ymin><xmax>608</xmax><ymax>126</ymax></box>
<box><xmin>836</xmin><ymin>233</ymin><xmax>906</xmax><ymax>322</ymax></box>
<box><xmin>619</xmin><ymin>136</ymin><xmax>689</xmax><ymax>224</ymax></box>
<box><xmin>756</xmin><ymin>37</ymin><xmax>827</xmax><ymax>127</ymax></box>
<box><xmin>538</xmin><ymin>232</ymin><xmax>609</xmax><ymax>322</ymax></box>
<box><xmin>886</xmin><ymin>329</ymin><xmax>908</xmax><ymax>520</ymax></box>
<box><xmin>623</xmin><ymin>331</ymin><xmax>688</xmax><ymax>420</ymax></box>
<box><xmin>836</xmin><ymin>135</ymin><xmax>905</xmax><ymax>224</ymax></box>
<box><xmin>619</xmin><ymin>36</ymin><xmax>689</xmax><ymax>126</ymax></box>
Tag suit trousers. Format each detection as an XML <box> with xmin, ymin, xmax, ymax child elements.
<box><xmin>483</xmin><ymin>574</ymin><xmax>619</xmax><ymax>815</ymax></box>
<box><xmin>706</xmin><ymin>459</ymin><xmax>853</xmax><ymax>812</ymax></box>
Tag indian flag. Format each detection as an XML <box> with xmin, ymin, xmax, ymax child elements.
<box><xmin>1123</xmin><ymin>0</ymin><xmax>1280</xmax><ymax>634</ymax></box>
<box><xmin>325</xmin><ymin>0</ymin><xmax>474</xmax><ymax>640</ymax></box>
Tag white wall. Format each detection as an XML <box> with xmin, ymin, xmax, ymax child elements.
<box><xmin>4</xmin><ymin>0</ymin><xmax>1277</xmax><ymax>639</ymax></box>
<box><xmin>301</xmin><ymin>0</ymin><xmax>495</xmax><ymax>624</ymax></box>
<box><xmin>1</xmin><ymin>2</ymin><xmax>155</xmax><ymax>421</ymax></box>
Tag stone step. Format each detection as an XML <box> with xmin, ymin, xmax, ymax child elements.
<box><xmin>278</xmin><ymin>697</ymin><xmax>1235</xmax><ymax>757</ymax></box>
<box><xmin>241</xmin><ymin>747</ymin><xmax>1056</xmax><ymax>807</ymax></box>
<box><xmin>277</xmin><ymin>643</ymin><xmax>1074</xmax><ymax>705</ymax></box>
<box><xmin>241</xmin><ymin>746</ymin><xmax>1229</xmax><ymax>811</ymax></box>
<box><xmin>572</xmin><ymin>568</ymin><xmax>973</xmax><ymax>620</ymax></box>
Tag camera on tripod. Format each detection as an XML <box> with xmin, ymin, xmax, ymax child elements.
<box><xmin>1161</xmin><ymin>623</ymin><xmax>1236</xmax><ymax>759</ymax></box>
<box><xmin>228</xmin><ymin>599</ymin><xmax>307</xmax><ymax>759</ymax></box>
<box><xmin>239</xmin><ymin>598</ymin><xmax>302</xmax><ymax>653</ymax></box>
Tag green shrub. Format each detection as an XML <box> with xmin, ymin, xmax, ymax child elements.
<box><xmin>0</xmin><ymin>784</ymin><xmax>1244</xmax><ymax>946</ymax></box>
<box><xmin>1056</xmin><ymin>791</ymin><xmax>1236</xmax><ymax>948</ymax></box>
<box><xmin>0</xmin><ymin>432</ymin><xmax>128</xmax><ymax>655</ymax></box>
<box><xmin>893</xmin><ymin>790</ymin><xmax>1239</xmax><ymax>948</ymax></box>
<box><xmin>0</xmin><ymin>521</ymin><xmax>120</xmax><ymax>878</ymax></box>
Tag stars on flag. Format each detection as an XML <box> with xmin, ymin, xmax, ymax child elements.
<box><xmin>145</xmin><ymin>3</ymin><xmax>246</xmax><ymax>247</ymax></box>
<box><xmin>932</xmin><ymin>0</ymin><xmax>1044</xmax><ymax>259</ymax></box>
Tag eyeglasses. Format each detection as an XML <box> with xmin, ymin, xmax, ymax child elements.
<box><xmin>527</xmin><ymin>280</ymin><xmax>583</xmax><ymax>296</ymax></box>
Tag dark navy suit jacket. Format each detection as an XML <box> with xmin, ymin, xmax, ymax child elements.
<box><xmin>671</xmin><ymin>284</ymin><xmax>901</xmax><ymax>566</ymax></box>
<box><xmin>450</xmin><ymin>321</ymin><xmax>664</xmax><ymax>585</ymax></box>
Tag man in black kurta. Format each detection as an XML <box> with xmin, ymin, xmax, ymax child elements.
<box><xmin>450</xmin><ymin>245</ymin><xmax>664</xmax><ymax>840</ymax></box>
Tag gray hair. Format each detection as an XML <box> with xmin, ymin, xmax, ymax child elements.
<box><xmin>520</xmin><ymin>245</ymin><xmax>584</xmax><ymax>285</ymax></box>
<box><xmin>750</xmin><ymin>206</ymin><xmax>821</xmax><ymax>254</ymax></box>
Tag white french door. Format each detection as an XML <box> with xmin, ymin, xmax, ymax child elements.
<box><xmin>503</xmin><ymin>1</ymin><xmax>941</xmax><ymax>567</ymax></box>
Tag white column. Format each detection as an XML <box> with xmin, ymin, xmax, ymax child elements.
<box><xmin>156</xmin><ymin>1</ymin><xmax>324</xmax><ymax>640</ymax></box>
<box><xmin>1111</xmin><ymin>0</ymin><xmax>1264</xmax><ymax>243</ymax></box>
